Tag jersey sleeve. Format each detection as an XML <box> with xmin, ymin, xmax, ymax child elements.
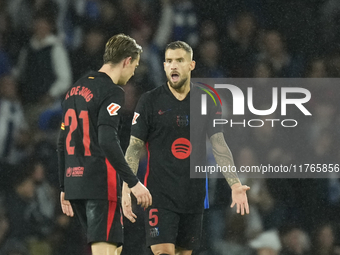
<box><xmin>97</xmin><ymin>88</ymin><xmax>125</xmax><ymax>129</ymax></box>
<box><xmin>57</xmin><ymin>116</ymin><xmax>66</xmax><ymax>191</ymax></box>
<box><xmin>130</xmin><ymin>93</ymin><xmax>150</xmax><ymax>142</ymax></box>
<box><xmin>98</xmin><ymin>125</ymin><xmax>139</xmax><ymax>188</ymax></box>
<box><xmin>96</xmin><ymin>87</ymin><xmax>139</xmax><ymax>187</ymax></box>
<box><xmin>206</xmin><ymin>95</ymin><xmax>223</xmax><ymax>138</ymax></box>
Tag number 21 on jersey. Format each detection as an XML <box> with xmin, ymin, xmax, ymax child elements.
<box><xmin>64</xmin><ymin>109</ymin><xmax>91</xmax><ymax>156</ymax></box>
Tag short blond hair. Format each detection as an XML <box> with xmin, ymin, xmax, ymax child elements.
<box><xmin>103</xmin><ymin>34</ymin><xmax>142</xmax><ymax>64</ymax></box>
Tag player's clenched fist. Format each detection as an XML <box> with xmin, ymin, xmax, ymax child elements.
<box><xmin>130</xmin><ymin>181</ymin><xmax>152</xmax><ymax>208</ymax></box>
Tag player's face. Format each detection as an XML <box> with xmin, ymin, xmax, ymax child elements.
<box><xmin>164</xmin><ymin>49</ymin><xmax>195</xmax><ymax>90</ymax></box>
<box><xmin>119</xmin><ymin>55</ymin><xmax>140</xmax><ymax>85</ymax></box>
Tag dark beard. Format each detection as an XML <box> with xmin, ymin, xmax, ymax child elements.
<box><xmin>167</xmin><ymin>76</ymin><xmax>188</xmax><ymax>90</ymax></box>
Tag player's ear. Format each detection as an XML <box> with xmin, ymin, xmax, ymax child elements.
<box><xmin>190</xmin><ymin>60</ymin><xmax>196</xmax><ymax>71</ymax></box>
<box><xmin>123</xmin><ymin>57</ymin><xmax>132</xmax><ymax>67</ymax></box>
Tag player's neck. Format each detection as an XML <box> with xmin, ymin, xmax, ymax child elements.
<box><xmin>167</xmin><ymin>79</ymin><xmax>190</xmax><ymax>101</ymax></box>
<box><xmin>98</xmin><ymin>64</ymin><xmax>121</xmax><ymax>85</ymax></box>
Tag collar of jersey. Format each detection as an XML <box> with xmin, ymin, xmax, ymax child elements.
<box><xmin>163</xmin><ymin>82</ymin><xmax>192</xmax><ymax>102</ymax></box>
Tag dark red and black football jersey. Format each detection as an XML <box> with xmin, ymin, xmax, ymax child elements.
<box><xmin>58</xmin><ymin>71</ymin><xmax>138</xmax><ymax>201</ymax></box>
<box><xmin>131</xmin><ymin>83</ymin><xmax>222</xmax><ymax>213</ymax></box>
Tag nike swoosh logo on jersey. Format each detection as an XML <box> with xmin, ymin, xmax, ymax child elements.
<box><xmin>158</xmin><ymin>109</ymin><xmax>172</xmax><ymax>115</ymax></box>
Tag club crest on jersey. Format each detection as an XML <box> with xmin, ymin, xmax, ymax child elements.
<box><xmin>107</xmin><ymin>103</ymin><xmax>121</xmax><ymax>116</ymax></box>
<box><xmin>132</xmin><ymin>112</ymin><xmax>140</xmax><ymax>125</ymax></box>
<box><xmin>150</xmin><ymin>227</ymin><xmax>159</xmax><ymax>237</ymax></box>
<box><xmin>177</xmin><ymin>115</ymin><xmax>189</xmax><ymax>127</ymax></box>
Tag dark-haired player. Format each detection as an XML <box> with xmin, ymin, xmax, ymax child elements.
<box><xmin>57</xmin><ymin>34</ymin><xmax>152</xmax><ymax>255</ymax></box>
<box><xmin>122</xmin><ymin>41</ymin><xmax>250</xmax><ymax>255</ymax></box>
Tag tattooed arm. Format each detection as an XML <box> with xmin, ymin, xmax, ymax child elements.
<box><xmin>125</xmin><ymin>135</ymin><xmax>145</xmax><ymax>175</ymax></box>
<box><xmin>210</xmin><ymin>132</ymin><xmax>250</xmax><ymax>215</ymax></box>
<box><xmin>209</xmin><ymin>132</ymin><xmax>240</xmax><ymax>187</ymax></box>
<box><xmin>122</xmin><ymin>135</ymin><xmax>147</xmax><ymax>222</ymax></box>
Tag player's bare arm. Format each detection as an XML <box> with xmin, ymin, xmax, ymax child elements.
<box><xmin>122</xmin><ymin>135</ymin><xmax>147</xmax><ymax>222</ymax></box>
<box><xmin>125</xmin><ymin>135</ymin><xmax>145</xmax><ymax>175</ymax></box>
<box><xmin>210</xmin><ymin>132</ymin><xmax>239</xmax><ymax>186</ymax></box>
<box><xmin>210</xmin><ymin>132</ymin><xmax>250</xmax><ymax>215</ymax></box>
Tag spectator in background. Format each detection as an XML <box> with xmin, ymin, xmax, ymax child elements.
<box><xmin>0</xmin><ymin>238</ymin><xmax>30</xmax><ymax>255</ymax></box>
<box><xmin>305</xmin><ymin>58</ymin><xmax>328</xmax><ymax>78</ymax></box>
<box><xmin>30</xmin><ymin>159</ymin><xmax>57</xmax><ymax>223</ymax></box>
<box><xmin>0</xmin><ymin>75</ymin><xmax>29</xmax><ymax>165</ymax></box>
<box><xmin>71</xmin><ymin>26</ymin><xmax>106</xmax><ymax>82</ymax></box>
<box><xmin>249</xmin><ymin>229</ymin><xmax>282</xmax><ymax>255</ymax></box>
<box><xmin>6</xmin><ymin>169</ymin><xmax>39</xmax><ymax>241</ymax></box>
<box><xmin>99</xmin><ymin>0</ymin><xmax>129</xmax><ymax>36</ymax></box>
<box><xmin>248</xmin><ymin>114</ymin><xmax>282</xmax><ymax>163</ymax></box>
<box><xmin>130</xmin><ymin>25</ymin><xmax>164</xmax><ymax>89</ymax></box>
<box><xmin>200</xmin><ymin>20</ymin><xmax>218</xmax><ymax>41</ymax></box>
<box><xmin>213</xmin><ymin>213</ymin><xmax>254</xmax><ymax>255</ymax></box>
<box><xmin>328</xmin><ymin>170</ymin><xmax>340</xmax><ymax>223</ymax></box>
<box><xmin>0</xmin><ymin>207</ymin><xmax>9</xmax><ymax>251</ymax></box>
<box><xmin>279</xmin><ymin>225</ymin><xmax>310</xmax><ymax>255</ymax></box>
<box><xmin>221</xmin><ymin>11</ymin><xmax>258</xmax><ymax>77</ymax></box>
<box><xmin>121</xmin><ymin>0</ymin><xmax>147</xmax><ymax>31</ymax></box>
<box><xmin>257</xmin><ymin>30</ymin><xmax>304</xmax><ymax>77</ymax></box>
<box><xmin>302</xmin><ymin>128</ymin><xmax>336</xmax><ymax>225</ymax></box>
<box><xmin>0</xmin><ymin>4</ymin><xmax>27</xmax><ymax>64</ymax></box>
<box><xmin>236</xmin><ymin>147</ymin><xmax>284</xmax><ymax>237</ymax></box>
<box><xmin>5</xmin><ymin>165</ymin><xmax>54</xmax><ymax>255</ymax></box>
<box><xmin>61</xmin><ymin>0</ymin><xmax>101</xmax><ymax>50</ymax></box>
<box><xmin>253</xmin><ymin>61</ymin><xmax>273</xmax><ymax>78</ymax></box>
<box><xmin>7</xmin><ymin>0</ymin><xmax>58</xmax><ymax>33</ymax></box>
<box><xmin>6</xmin><ymin>0</ymin><xmax>58</xmax><ymax>55</ymax></box>
<box><xmin>321</xmin><ymin>0</ymin><xmax>340</xmax><ymax>49</ymax></box>
<box><xmin>13</xmin><ymin>12</ymin><xmax>71</xmax><ymax>126</ymax></box>
<box><xmin>0</xmin><ymin>50</ymin><xmax>10</xmax><ymax>78</ymax></box>
<box><xmin>325</xmin><ymin>50</ymin><xmax>340</xmax><ymax>77</ymax></box>
<box><xmin>0</xmin><ymin>12</ymin><xmax>12</xmax><ymax>75</ymax></box>
<box><xmin>311</xmin><ymin>223</ymin><xmax>340</xmax><ymax>255</ymax></box>
<box><xmin>194</xmin><ymin>40</ymin><xmax>226</xmax><ymax>77</ymax></box>
<box><xmin>309</xmin><ymin>102</ymin><xmax>337</xmax><ymax>146</ymax></box>
<box><xmin>49</xmin><ymin>213</ymin><xmax>89</xmax><ymax>255</ymax></box>
<box><xmin>153</xmin><ymin>0</ymin><xmax>198</xmax><ymax>50</ymax></box>
<box><xmin>14</xmin><ymin>12</ymin><xmax>71</xmax><ymax>105</ymax></box>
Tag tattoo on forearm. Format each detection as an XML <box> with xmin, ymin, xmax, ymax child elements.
<box><xmin>210</xmin><ymin>132</ymin><xmax>240</xmax><ymax>187</ymax></box>
<box><xmin>125</xmin><ymin>136</ymin><xmax>145</xmax><ymax>175</ymax></box>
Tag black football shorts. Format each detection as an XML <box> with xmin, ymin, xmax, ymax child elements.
<box><xmin>144</xmin><ymin>207</ymin><xmax>203</xmax><ymax>250</ymax></box>
<box><xmin>71</xmin><ymin>199</ymin><xmax>123</xmax><ymax>246</ymax></box>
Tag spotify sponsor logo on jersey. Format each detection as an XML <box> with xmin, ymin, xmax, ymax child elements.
<box><xmin>171</xmin><ymin>138</ymin><xmax>192</xmax><ymax>159</ymax></box>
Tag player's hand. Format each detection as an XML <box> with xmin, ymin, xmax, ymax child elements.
<box><xmin>60</xmin><ymin>192</ymin><xmax>74</xmax><ymax>217</ymax></box>
<box><xmin>122</xmin><ymin>184</ymin><xmax>137</xmax><ymax>223</ymax></box>
<box><xmin>130</xmin><ymin>181</ymin><xmax>152</xmax><ymax>208</ymax></box>
<box><xmin>230</xmin><ymin>183</ymin><xmax>250</xmax><ymax>215</ymax></box>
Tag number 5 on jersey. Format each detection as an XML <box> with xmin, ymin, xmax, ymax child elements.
<box><xmin>149</xmin><ymin>209</ymin><xmax>158</xmax><ymax>227</ymax></box>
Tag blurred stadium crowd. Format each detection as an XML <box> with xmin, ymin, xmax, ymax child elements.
<box><xmin>0</xmin><ymin>0</ymin><xmax>340</xmax><ymax>254</ymax></box>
